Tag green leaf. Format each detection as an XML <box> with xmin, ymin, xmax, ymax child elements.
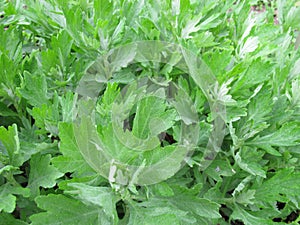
<box><xmin>65</xmin><ymin>183</ymin><xmax>119</xmax><ymax>224</ymax></box>
<box><xmin>30</xmin><ymin>194</ymin><xmax>104</xmax><ymax>225</ymax></box>
<box><xmin>238</xmin><ymin>36</ymin><xmax>259</xmax><ymax>58</ymax></box>
<box><xmin>204</xmin><ymin>159</ymin><xmax>235</xmax><ymax>181</ymax></box>
<box><xmin>94</xmin><ymin>0</ymin><xmax>113</xmax><ymax>23</ymax></box>
<box><xmin>0</xmin><ymin>52</ymin><xmax>18</xmax><ymax>101</ymax></box>
<box><xmin>30</xmin><ymin>98</ymin><xmax>59</xmax><ymax>135</ymax></box>
<box><xmin>247</xmin><ymin>88</ymin><xmax>272</xmax><ymax>124</ymax></box>
<box><xmin>18</xmin><ymin>72</ymin><xmax>48</xmax><ymax>107</ymax></box>
<box><xmin>169</xmin><ymin>195</ymin><xmax>221</xmax><ymax>219</ymax></box>
<box><xmin>232</xmin><ymin>59</ymin><xmax>274</xmax><ymax>93</ymax></box>
<box><xmin>285</xmin><ymin>6</ymin><xmax>300</xmax><ymax>30</ymax></box>
<box><xmin>0</xmin><ymin>26</ymin><xmax>23</xmax><ymax>61</ymax></box>
<box><xmin>0</xmin><ymin>102</ymin><xmax>18</xmax><ymax>117</ymax></box>
<box><xmin>0</xmin><ymin>183</ymin><xmax>30</xmax><ymax>213</ymax></box>
<box><xmin>51</xmin><ymin>123</ymin><xmax>94</xmax><ymax>176</ymax></box>
<box><xmin>172</xmin><ymin>88</ymin><xmax>198</xmax><ymax>125</ymax></box>
<box><xmin>234</xmin><ymin>146</ymin><xmax>266</xmax><ymax>178</ymax></box>
<box><xmin>231</xmin><ymin>205</ymin><xmax>273</xmax><ymax>225</ymax></box>
<box><xmin>289</xmin><ymin>58</ymin><xmax>300</xmax><ymax>80</ymax></box>
<box><xmin>74</xmin><ymin>77</ymin><xmax>198</xmax><ymax>185</ymax></box>
<box><xmin>110</xmin><ymin>43</ymin><xmax>137</xmax><ymax>72</ymax></box>
<box><xmin>132</xmin><ymin>96</ymin><xmax>177</xmax><ymax>139</ymax></box>
<box><xmin>193</xmin><ymin>31</ymin><xmax>218</xmax><ymax>48</ymax></box>
<box><xmin>234</xmin><ymin>190</ymin><xmax>256</xmax><ymax>206</ymax></box>
<box><xmin>254</xmin><ymin>168</ymin><xmax>300</xmax><ymax>204</ymax></box>
<box><xmin>126</xmin><ymin>202</ymin><xmax>183</xmax><ymax>225</ymax></box>
<box><xmin>181</xmin><ymin>14</ymin><xmax>203</xmax><ymax>39</ymax></box>
<box><xmin>0</xmin><ymin>124</ymin><xmax>23</xmax><ymax>167</ymax></box>
<box><xmin>41</xmin><ymin>30</ymin><xmax>74</xmax><ymax>73</ymax></box>
<box><xmin>28</xmin><ymin>154</ymin><xmax>63</xmax><ymax>197</ymax></box>
<box><xmin>0</xmin><ymin>213</ymin><xmax>28</xmax><ymax>225</ymax></box>
<box><xmin>181</xmin><ymin>13</ymin><xmax>221</xmax><ymax>39</ymax></box>
<box><xmin>196</xmin><ymin>13</ymin><xmax>222</xmax><ymax>31</ymax></box>
<box><xmin>2</xmin><ymin>1</ymin><xmax>300</xmax><ymax>224</ymax></box>
<box><xmin>59</xmin><ymin>92</ymin><xmax>78</xmax><ymax>123</ymax></box>
<box><xmin>152</xmin><ymin>182</ymin><xmax>175</xmax><ymax>197</ymax></box>
<box><xmin>248</xmin><ymin>122</ymin><xmax>300</xmax><ymax>147</ymax></box>
<box><xmin>98</xmin><ymin>83</ymin><xmax>120</xmax><ymax>114</ymax></box>
<box><xmin>74</xmin><ymin>115</ymin><xmax>191</xmax><ymax>185</ymax></box>
<box><xmin>0</xmin><ymin>191</ymin><xmax>16</xmax><ymax>213</ymax></box>
<box><xmin>268</xmin><ymin>95</ymin><xmax>294</xmax><ymax>125</ymax></box>
<box><xmin>127</xmin><ymin>188</ymin><xmax>221</xmax><ymax>224</ymax></box>
<box><xmin>203</xmin><ymin>49</ymin><xmax>233</xmax><ymax>77</ymax></box>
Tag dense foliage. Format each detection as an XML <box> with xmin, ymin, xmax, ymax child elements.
<box><xmin>1</xmin><ymin>0</ymin><xmax>300</xmax><ymax>224</ymax></box>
